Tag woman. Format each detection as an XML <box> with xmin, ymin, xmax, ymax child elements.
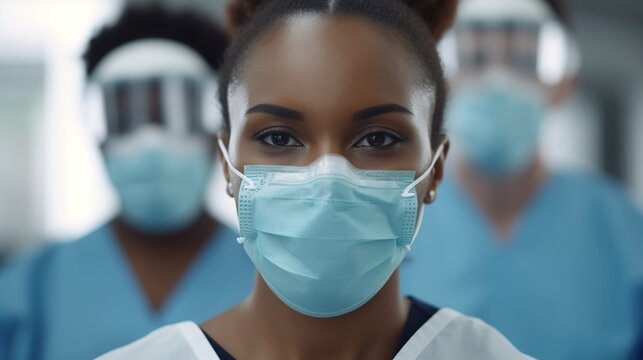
<box><xmin>99</xmin><ymin>1</ymin><xmax>533</xmax><ymax>358</ymax></box>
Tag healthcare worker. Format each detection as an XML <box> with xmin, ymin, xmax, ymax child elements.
<box><xmin>98</xmin><ymin>0</ymin><xmax>536</xmax><ymax>359</ymax></box>
<box><xmin>400</xmin><ymin>0</ymin><xmax>643</xmax><ymax>359</ymax></box>
<box><xmin>0</xmin><ymin>6</ymin><xmax>254</xmax><ymax>360</ymax></box>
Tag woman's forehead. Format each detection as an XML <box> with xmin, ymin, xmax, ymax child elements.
<box><xmin>235</xmin><ymin>15</ymin><xmax>431</xmax><ymax>111</ymax></box>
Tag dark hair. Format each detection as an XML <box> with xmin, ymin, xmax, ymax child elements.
<box><xmin>542</xmin><ymin>0</ymin><xmax>571</xmax><ymax>30</ymax></box>
<box><xmin>219</xmin><ymin>0</ymin><xmax>457</xmax><ymax>147</ymax></box>
<box><xmin>83</xmin><ymin>5</ymin><xmax>228</xmax><ymax>77</ymax></box>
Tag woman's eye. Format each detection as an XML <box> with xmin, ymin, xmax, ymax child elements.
<box><xmin>355</xmin><ymin>132</ymin><xmax>401</xmax><ymax>148</ymax></box>
<box><xmin>257</xmin><ymin>131</ymin><xmax>302</xmax><ymax>147</ymax></box>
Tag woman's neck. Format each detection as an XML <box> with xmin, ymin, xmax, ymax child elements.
<box><xmin>456</xmin><ymin>157</ymin><xmax>548</xmax><ymax>240</ymax></box>
<box><xmin>205</xmin><ymin>271</ymin><xmax>409</xmax><ymax>360</ymax></box>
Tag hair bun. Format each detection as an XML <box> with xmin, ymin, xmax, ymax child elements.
<box><xmin>402</xmin><ymin>0</ymin><xmax>458</xmax><ymax>41</ymax></box>
<box><xmin>226</xmin><ymin>0</ymin><xmax>268</xmax><ymax>35</ymax></box>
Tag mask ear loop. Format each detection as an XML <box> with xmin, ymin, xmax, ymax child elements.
<box><xmin>217</xmin><ymin>138</ymin><xmax>256</xmax><ymax>190</ymax></box>
<box><xmin>402</xmin><ymin>143</ymin><xmax>445</xmax><ymax>198</ymax></box>
<box><xmin>401</xmin><ymin>143</ymin><xmax>444</xmax><ymax>251</ymax></box>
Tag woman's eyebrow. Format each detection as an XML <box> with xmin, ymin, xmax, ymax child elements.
<box><xmin>352</xmin><ymin>104</ymin><xmax>414</xmax><ymax>121</ymax></box>
<box><xmin>246</xmin><ymin>104</ymin><xmax>303</xmax><ymax>120</ymax></box>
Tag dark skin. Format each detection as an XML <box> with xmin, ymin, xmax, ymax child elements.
<box><xmin>203</xmin><ymin>16</ymin><xmax>448</xmax><ymax>360</ymax></box>
<box><xmin>111</xmin><ymin>213</ymin><xmax>217</xmax><ymax>311</ymax></box>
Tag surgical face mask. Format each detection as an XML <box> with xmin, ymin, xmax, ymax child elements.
<box><xmin>448</xmin><ymin>76</ymin><xmax>546</xmax><ymax>175</ymax></box>
<box><xmin>105</xmin><ymin>126</ymin><xmax>213</xmax><ymax>233</ymax></box>
<box><xmin>219</xmin><ymin>139</ymin><xmax>444</xmax><ymax>318</ymax></box>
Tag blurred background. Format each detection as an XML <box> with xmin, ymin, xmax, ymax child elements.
<box><xmin>0</xmin><ymin>0</ymin><xmax>641</xmax><ymax>257</ymax></box>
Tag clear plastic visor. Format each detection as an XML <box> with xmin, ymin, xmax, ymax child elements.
<box><xmin>86</xmin><ymin>75</ymin><xmax>220</xmax><ymax>142</ymax></box>
<box><xmin>442</xmin><ymin>20</ymin><xmax>579</xmax><ymax>86</ymax></box>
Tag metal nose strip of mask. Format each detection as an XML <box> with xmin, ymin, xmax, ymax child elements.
<box><xmin>218</xmin><ymin>138</ymin><xmax>444</xmax><ymax>197</ymax></box>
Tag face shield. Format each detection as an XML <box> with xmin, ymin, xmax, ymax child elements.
<box><xmin>88</xmin><ymin>75</ymin><xmax>219</xmax><ymax>138</ymax></box>
<box><xmin>85</xmin><ymin>39</ymin><xmax>221</xmax><ymax>143</ymax></box>
<box><xmin>440</xmin><ymin>0</ymin><xmax>581</xmax><ymax>87</ymax></box>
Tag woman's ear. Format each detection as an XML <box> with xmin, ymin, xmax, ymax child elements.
<box><xmin>217</xmin><ymin>130</ymin><xmax>232</xmax><ymax>196</ymax></box>
<box><xmin>423</xmin><ymin>135</ymin><xmax>450</xmax><ymax>204</ymax></box>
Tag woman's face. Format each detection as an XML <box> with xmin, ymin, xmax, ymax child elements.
<box><xmin>220</xmin><ymin>15</ymin><xmax>447</xmax><ymax>205</ymax></box>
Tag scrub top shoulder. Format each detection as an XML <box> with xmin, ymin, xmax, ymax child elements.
<box><xmin>401</xmin><ymin>169</ymin><xmax>643</xmax><ymax>360</ymax></box>
<box><xmin>96</xmin><ymin>301</ymin><xmax>532</xmax><ymax>359</ymax></box>
<box><xmin>0</xmin><ymin>223</ymin><xmax>255</xmax><ymax>360</ymax></box>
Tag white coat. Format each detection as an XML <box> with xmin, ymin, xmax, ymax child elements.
<box><xmin>97</xmin><ymin>308</ymin><xmax>534</xmax><ymax>359</ymax></box>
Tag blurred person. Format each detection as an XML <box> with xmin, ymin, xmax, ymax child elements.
<box><xmin>401</xmin><ymin>0</ymin><xmax>643</xmax><ymax>359</ymax></box>
<box><xmin>0</xmin><ymin>6</ymin><xmax>254</xmax><ymax>360</ymax></box>
<box><xmin>97</xmin><ymin>0</ymin><xmax>534</xmax><ymax>359</ymax></box>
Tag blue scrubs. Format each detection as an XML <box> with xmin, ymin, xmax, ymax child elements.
<box><xmin>0</xmin><ymin>224</ymin><xmax>255</xmax><ymax>360</ymax></box>
<box><xmin>401</xmin><ymin>170</ymin><xmax>643</xmax><ymax>360</ymax></box>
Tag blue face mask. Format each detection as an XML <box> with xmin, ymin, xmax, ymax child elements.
<box><xmin>448</xmin><ymin>80</ymin><xmax>546</xmax><ymax>175</ymax></box>
<box><xmin>105</xmin><ymin>128</ymin><xmax>212</xmax><ymax>233</ymax></box>
<box><xmin>219</xmin><ymin>139</ymin><xmax>444</xmax><ymax>318</ymax></box>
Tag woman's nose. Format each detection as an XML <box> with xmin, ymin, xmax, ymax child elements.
<box><xmin>304</xmin><ymin>136</ymin><xmax>347</xmax><ymax>166</ymax></box>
